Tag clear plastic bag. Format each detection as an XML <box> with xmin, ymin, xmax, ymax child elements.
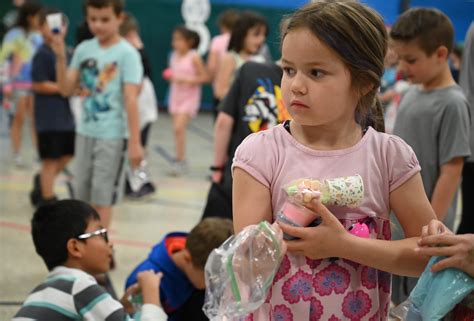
<box><xmin>127</xmin><ymin>160</ymin><xmax>153</xmax><ymax>192</ymax></box>
<box><xmin>203</xmin><ymin>221</ymin><xmax>283</xmax><ymax>321</ymax></box>
<box><xmin>391</xmin><ymin>256</ymin><xmax>474</xmax><ymax>321</ymax></box>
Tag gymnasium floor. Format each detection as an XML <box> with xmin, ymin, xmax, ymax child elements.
<box><xmin>0</xmin><ymin>110</ymin><xmax>215</xmax><ymax>319</ymax></box>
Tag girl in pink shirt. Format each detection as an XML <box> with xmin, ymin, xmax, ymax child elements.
<box><xmin>166</xmin><ymin>26</ymin><xmax>208</xmax><ymax>174</ymax></box>
<box><xmin>213</xmin><ymin>12</ymin><xmax>268</xmax><ymax>101</ymax></box>
<box><xmin>232</xmin><ymin>2</ymin><xmax>436</xmax><ymax>320</ymax></box>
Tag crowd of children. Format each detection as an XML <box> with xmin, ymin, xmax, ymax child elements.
<box><xmin>1</xmin><ymin>0</ymin><xmax>474</xmax><ymax>320</ymax></box>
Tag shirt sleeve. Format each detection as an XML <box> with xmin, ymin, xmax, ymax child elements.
<box><xmin>140</xmin><ymin>304</ymin><xmax>168</xmax><ymax>321</ymax></box>
<box><xmin>121</xmin><ymin>46</ymin><xmax>143</xmax><ymax>85</ymax></box>
<box><xmin>232</xmin><ymin>131</ymin><xmax>276</xmax><ymax>188</ymax></box>
<box><xmin>2</xmin><ymin>28</ymin><xmax>20</xmax><ymax>44</ymax></box>
<box><xmin>209</xmin><ymin>37</ymin><xmax>218</xmax><ymax>53</ymax></box>
<box><xmin>31</xmin><ymin>51</ymin><xmax>51</xmax><ymax>82</ymax></box>
<box><xmin>387</xmin><ymin>135</ymin><xmax>421</xmax><ymax>192</ymax></box>
<box><xmin>438</xmin><ymin>99</ymin><xmax>471</xmax><ymax>165</ymax></box>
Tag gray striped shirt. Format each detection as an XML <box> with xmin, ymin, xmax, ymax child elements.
<box><xmin>13</xmin><ymin>266</ymin><xmax>166</xmax><ymax>321</ymax></box>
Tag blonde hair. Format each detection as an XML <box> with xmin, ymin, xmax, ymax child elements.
<box><xmin>186</xmin><ymin>218</ymin><xmax>234</xmax><ymax>269</ymax></box>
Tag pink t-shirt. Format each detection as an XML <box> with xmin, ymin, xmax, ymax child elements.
<box><xmin>210</xmin><ymin>33</ymin><xmax>230</xmax><ymax>62</ymax></box>
<box><xmin>209</xmin><ymin>33</ymin><xmax>230</xmax><ymax>90</ymax></box>
<box><xmin>232</xmin><ymin>124</ymin><xmax>420</xmax><ymax>321</ymax></box>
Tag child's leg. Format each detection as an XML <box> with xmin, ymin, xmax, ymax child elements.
<box><xmin>140</xmin><ymin>123</ymin><xmax>151</xmax><ymax>148</ymax></box>
<box><xmin>94</xmin><ymin>205</ymin><xmax>113</xmax><ymax>229</ymax></box>
<box><xmin>40</xmin><ymin>159</ymin><xmax>59</xmax><ymax>199</ymax></box>
<box><xmin>56</xmin><ymin>155</ymin><xmax>73</xmax><ymax>174</ymax></box>
<box><xmin>172</xmin><ymin>113</ymin><xmax>191</xmax><ymax>161</ymax></box>
<box><xmin>10</xmin><ymin>95</ymin><xmax>28</xmax><ymax>155</ymax></box>
<box><xmin>40</xmin><ymin>155</ymin><xmax>73</xmax><ymax>199</ymax></box>
<box><xmin>73</xmin><ymin>135</ymin><xmax>94</xmax><ymax>203</ymax></box>
<box><xmin>26</xmin><ymin>95</ymin><xmax>37</xmax><ymax>149</ymax></box>
<box><xmin>90</xmin><ymin>138</ymin><xmax>127</xmax><ymax>228</ymax></box>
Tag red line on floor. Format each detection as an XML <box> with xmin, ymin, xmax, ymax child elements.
<box><xmin>0</xmin><ymin>220</ymin><xmax>153</xmax><ymax>249</ymax></box>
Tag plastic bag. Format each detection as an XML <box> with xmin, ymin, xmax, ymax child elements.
<box><xmin>127</xmin><ymin>160</ymin><xmax>154</xmax><ymax>193</ymax></box>
<box><xmin>391</xmin><ymin>256</ymin><xmax>474</xmax><ymax>321</ymax></box>
<box><xmin>203</xmin><ymin>221</ymin><xmax>283</xmax><ymax>321</ymax></box>
<box><xmin>277</xmin><ymin>175</ymin><xmax>365</xmax><ymax>239</ymax></box>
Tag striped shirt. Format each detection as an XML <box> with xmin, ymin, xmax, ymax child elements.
<box><xmin>13</xmin><ymin>266</ymin><xmax>166</xmax><ymax>321</ymax></box>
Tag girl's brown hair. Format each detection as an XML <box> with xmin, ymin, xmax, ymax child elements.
<box><xmin>282</xmin><ymin>1</ymin><xmax>387</xmax><ymax>131</ymax></box>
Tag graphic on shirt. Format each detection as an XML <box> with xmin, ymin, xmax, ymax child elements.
<box><xmin>79</xmin><ymin>58</ymin><xmax>118</xmax><ymax>122</ymax></box>
<box><xmin>243</xmin><ymin>77</ymin><xmax>289</xmax><ymax>133</ymax></box>
<box><xmin>0</xmin><ymin>29</ymin><xmax>43</xmax><ymax>82</ymax></box>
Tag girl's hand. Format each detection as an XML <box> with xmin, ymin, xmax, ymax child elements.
<box><xmin>279</xmin><ymin>201</ymin><xmax>348</xmax><ymax>260</ymax></box>
<box><xmin>416</xmin><ymin>233</ymin><xmax>474</xmax><ymax>277</ymax></box>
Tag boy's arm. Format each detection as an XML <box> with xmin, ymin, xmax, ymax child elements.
<box><xmin>51</xmin><ymin>33</ymin><xmax>79</xmax><ymax>97</ymax></box>
<box><xmin>55</xmin><ymin>53</ymin><xmax>79</xmax><ymax>97</ymax></box>
<box><xmin>32</xmin><ymin>81</ymin><xmax>61</xmax><ymax>95</ymax></box>
<box><xmin>430</xmin><ymin>157</ymin><xmax>464</xmax><ymax>220</ymax></box>
<box><xmin>212</xmin><ymin>112</ymin><xmax>234</xmax><ymax>183</ymax></box>
<box><xmin>137</xmin><ymin>270</ymin><xmax>167</xmax><ymax>321</ymax></box>
<box><xmin>124</xmin><ymin>83</ymin><xmax>144</xmax><ymax>168</ymax></box>
<box><xmin>211</xmin><ymin>67</ymin><xmax>242</xmax><ymax>182</ymax></box>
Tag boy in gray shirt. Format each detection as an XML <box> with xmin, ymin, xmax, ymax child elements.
<box><xmin>390</xmin><ymin>8</ymin><xmax>471</xmax><ymax>303</ymax></box>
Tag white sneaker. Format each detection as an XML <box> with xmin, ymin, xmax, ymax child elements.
<box><xmin>168</xmin><ymin>160</ymin><xmax>188</xmax><ymax>176</ymax></box>
<box><xmin>13</xmin><ymin>154</ymin><xmax>27</xmax><ymax>168</ymax></box>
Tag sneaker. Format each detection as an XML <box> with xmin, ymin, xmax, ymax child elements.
<box><xmin>168</xmin><ymin>160</ymin><xmax>188</xmax><ymax>176</ymax></box>
<box><xmin>13</xmin><ymin>154</ymin><xmax>27</xmax><ymax>168</ymax></box>
<box><xmin>126</xmin><ymin>182</ymin><xmax>156</xmax><ymax>200</ymax></box>
<box><xmin>37</xmin><ymin>195</ymin><xmax>58</xmax><ymax>208</ymax></box>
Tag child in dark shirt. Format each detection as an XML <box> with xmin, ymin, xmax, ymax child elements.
<box><xmin>30</xmin><ymin>9</ymin><xmax>75</xmax><ymax>207</ymax></box>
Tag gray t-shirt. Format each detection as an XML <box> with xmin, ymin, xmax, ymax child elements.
<box><xmin>460</xmin><ymin>22</ymin><xmax>474</xmax><ymax>163</ymax></box>
<box><xmin>393</xmin><ymin>85</ymin><xmax>471</xmax><ymax>229</ymax></box>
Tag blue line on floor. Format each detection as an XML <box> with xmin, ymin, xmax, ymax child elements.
<box><xmin>188</xmin><ymin>123</ymin><xmax>213</xmax><ymax>143</ymax></box>
<box><xmin>154</xmin><ymin>145</ymin><xmax>175</xmax><ymax>164</ymax></box>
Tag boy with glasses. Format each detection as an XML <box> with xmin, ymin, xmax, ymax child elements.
<box><xmin>13</xmin><ymin>200</ymin><xmax>166</xmax><ymax>321</ymax></box>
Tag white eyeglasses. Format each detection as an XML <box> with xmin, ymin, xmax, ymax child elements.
<box><xmin>77</xmin><ymin>228</ymin><xmax>109</xmax><ymax>243</ymax></box>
